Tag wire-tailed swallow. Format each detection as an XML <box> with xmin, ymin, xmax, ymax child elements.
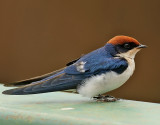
<box><xmin>2</xmin><ymin>35</ymin><xmax>147</xmax><ymax>102</ymax></box>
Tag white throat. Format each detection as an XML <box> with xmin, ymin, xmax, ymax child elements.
<box><xmin>116</xmin><ymin>48</ymin><xmax>140</xmax><ymax>59</ymax></box>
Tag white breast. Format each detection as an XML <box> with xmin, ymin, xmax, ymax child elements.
<box><xmin>78</xmin><ymin>58</ymin><xmax>135</xmax><ymax>97</ymax></box>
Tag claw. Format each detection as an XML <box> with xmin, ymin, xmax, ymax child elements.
<box><xmin>93</xmin><ymin>95</ymin><xmax>119</xmax><ymax>102</ymax></box>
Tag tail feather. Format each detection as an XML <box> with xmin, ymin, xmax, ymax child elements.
<box><xmin>3</xmin><ymin>68</ymin><xmax>65</xmax><ymax>87</ymax></box>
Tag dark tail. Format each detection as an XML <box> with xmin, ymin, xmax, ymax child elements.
<box><xmin>2</xmin><ymin>68</ymin><xmax>65</xmax><ymax>87</ymax></box>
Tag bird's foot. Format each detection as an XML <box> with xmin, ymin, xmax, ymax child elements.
<box><xmin>93</xmin><ymin>95</ymin><xmax>119</xmax><ymax>102</ymax></box>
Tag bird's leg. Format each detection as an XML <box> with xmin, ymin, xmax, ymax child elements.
<box><xmin>105</xmin><ymin>95</ymin><xmax>115</xmax><ymax>98</ymax></box>
<box><xmin>93</xmin><ymin>94</ymin><xmax>119</xmax><ymax>102</ymax></box>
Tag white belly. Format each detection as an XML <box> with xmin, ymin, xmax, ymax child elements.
<box><xmin>78</xmin><ymin>58</ymin><xmax>135</xmax><ymax>97</ymax></box>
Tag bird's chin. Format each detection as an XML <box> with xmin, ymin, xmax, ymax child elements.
<box><xmin>116</xmin><ymin>48</ymin><xmax>141</xmax><ymax>59</ymax></box>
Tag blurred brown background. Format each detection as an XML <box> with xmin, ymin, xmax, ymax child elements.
<box><xmin>0</xmin><ymin>0</ymin><xmax>159</xmax><ymax>103</ymax></box>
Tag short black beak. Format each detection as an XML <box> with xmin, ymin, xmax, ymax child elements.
<box><xmin>137</xmin><ymin>44</ymin><xmax>147</xmax><ymax>48</ymax></box>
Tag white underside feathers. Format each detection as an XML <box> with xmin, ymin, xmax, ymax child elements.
<box><xmin>77</xmin><ymin>58</ymin><xmax>135</xmax><ymax>97</ymax></box>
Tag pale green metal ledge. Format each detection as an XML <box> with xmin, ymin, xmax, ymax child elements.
<box><xmin>0</xmin><ymin>85</ymin><xmax>159</xmax><ymax>125</ymax></box>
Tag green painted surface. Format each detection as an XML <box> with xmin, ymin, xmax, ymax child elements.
<box><xmin>0</xmin><ymin>85</ymin><xmax>159</xmax><ymax>125</ymax></box>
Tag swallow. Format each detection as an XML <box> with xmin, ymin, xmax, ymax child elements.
<box><xmin>2</xmin><ymin>35</ymin><xmax>147</xmax><ymax>102</ymax></box>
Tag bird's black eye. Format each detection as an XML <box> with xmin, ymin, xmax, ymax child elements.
<box><xmin>123</xmin><ymin>43</ymin><xmax>130</xmax><ymax>49</ymax></box>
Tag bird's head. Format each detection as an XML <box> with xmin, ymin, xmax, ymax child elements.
<box><xmin>106</xmin><ymin>35</ymin><xmax>147</xmax><ymax>59</ymax></box>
